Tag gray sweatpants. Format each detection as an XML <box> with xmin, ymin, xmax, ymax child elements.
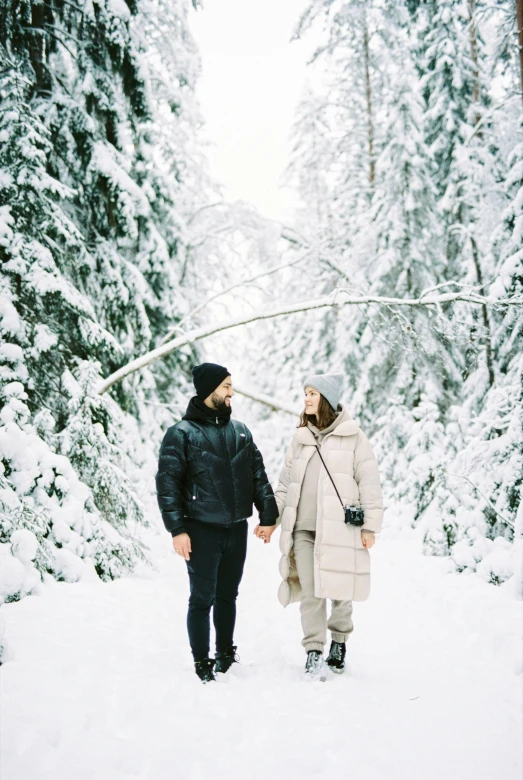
<box><xmin>293</xmin><ymin>530</ymin><xmax>353</xmax><ymax>653</ymax></box>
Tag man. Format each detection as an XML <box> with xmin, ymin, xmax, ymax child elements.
<box><xmin>156</xmin><ymin>363</ymin><xmax>278</xmax><ymax>683</ymax></box>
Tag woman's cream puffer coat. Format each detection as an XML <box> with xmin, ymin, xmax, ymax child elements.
<box><xmin>274</xmin><ymin>406</ymin><xmax>383</xmax><ymax>606</ymax></box>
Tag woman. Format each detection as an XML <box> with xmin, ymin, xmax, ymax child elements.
<box><xmin>255</xmin><ymin>373</ymin><xmax>383</xmax><ymax>676</ymax></box>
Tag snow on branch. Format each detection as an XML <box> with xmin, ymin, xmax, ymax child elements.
<box><xmin>445</xmin><ymin>472</ymin><xmax>516</xmax><ymax>529</ymax></box>
<box><xmin>233</xmin><ymin>385</ymin><xmax>300</xmax><ymax>416</ymax></box>
<box><xmin>96</xmin><ymin>289</ymin><xmax>522</xmax><ymax>395</ymax></box>
<box><xmin>159</xmin><ymin>256</ymin><xmax>307</xmax><ymax>345</ymax></box>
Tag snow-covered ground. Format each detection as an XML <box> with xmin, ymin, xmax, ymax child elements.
<box><xmin>1</xmin><ymin>525</ymin><xmax>521</xmax><ymax>780</ymax></box>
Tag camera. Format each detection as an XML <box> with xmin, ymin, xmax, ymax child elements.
<box><xmin>344</xmin><ymin>505</ymin><xmax>365</xmax><ymax>526</ymax></box>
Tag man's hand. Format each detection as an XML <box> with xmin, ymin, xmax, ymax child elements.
<box><xmin>254</xmin><ymin>524</ymin><xmax>277</xmax><ymax>544</ymax></box>
<box><xmin>172</xmin><ymin>533</ymin><xmax>191</xmax><ymax>560</ymax></box>
<box><xmin>361</xmin><ymin>531</ymin><xmax>375</xmax><ymax>549</ymax></box>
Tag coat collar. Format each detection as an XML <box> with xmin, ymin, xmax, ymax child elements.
<box><xmin>294</xmin><ymin>413</ymin><xmax>360</xmax><ymax>445</ymax></box>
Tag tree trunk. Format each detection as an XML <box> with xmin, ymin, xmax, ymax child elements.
<box><xmin>470</xmin><ymin>236</ymin><xmax>495</xmax><ymax>387</ymax></box>
<box><xmin>517</xmin><ymin>0</ymin><xmax>523</xmax><ymax>110</ymax></box>
<box><xmin>363</xmin><ymin>19</ymin><xmax>375</xmax><ymax>187</ymax></box>
<box><xmin>30</xmin><ymin>3</ymin><xmax>51</xmax><ymax>94</ymax></box>
<box><xmin>467</xmin><ymin>0</ymin><xmax>482</xmax><ymax>131</ymax></box>
<box><xmin>467</xmin><ymin>1</ymin><xmax>493</xmax><ymax>384</ymax></box>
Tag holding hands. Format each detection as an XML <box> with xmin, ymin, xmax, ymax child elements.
<box><xmin>254</xmin><ymin>524</ymin><xmax>277</xmax><ymax>544</ymax></box>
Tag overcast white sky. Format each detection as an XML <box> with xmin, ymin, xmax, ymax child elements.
<box><xmin>188</xmin><ymin>0</ymin><xmax>316</xmax><ymax>222</ymax></box>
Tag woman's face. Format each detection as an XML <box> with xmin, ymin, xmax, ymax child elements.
<box><xmin>304</xmin><ymin>386</ymin><xmax>320</xmax><ymax>417</ymax></box>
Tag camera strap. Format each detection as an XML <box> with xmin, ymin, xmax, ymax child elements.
<box><xmin>314</xmin><ymin>445</ymin><xmax>344</xmax><ymax>509</ymax></box>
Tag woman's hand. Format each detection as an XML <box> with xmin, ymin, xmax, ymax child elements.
<box><xmin>361</xmin><ymin>531</ymin><xmax>375</xmax><ymax>549</ymax></box>
<box><xmin>254</xmin><ymin>524</ymin><xmax>277</xmax><ymax>544</ymax></box>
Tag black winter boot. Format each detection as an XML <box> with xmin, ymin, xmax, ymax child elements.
<box><xmin>194</xmin><ymin>658</ymin><xmax>216</xmax><ymax>683</ymax></box>
<box><xmin>326</xmin><ymin>641</ymin><xmax>346</xmax><ymax>673</ymax></box>
<box><xmin>215</xmin><ymin>645</ymin><xmax>239</xmax><ymax>674</ymax></box>
<box><xmin>304</xmin><ymin>650</ymin><xmax>325</xmax><ymax>679</ymax></box>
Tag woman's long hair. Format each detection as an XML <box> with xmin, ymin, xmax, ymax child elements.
<box><xmin>298</xmin><ymin>394</ymin><xmax>338</xmax><ymax>431</ymax></box>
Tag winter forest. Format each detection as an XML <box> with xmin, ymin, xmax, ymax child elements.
<box><xmin>0</xmin><ymin>0</ymin><xmax>522</xmax><ymax>775</ymax></box>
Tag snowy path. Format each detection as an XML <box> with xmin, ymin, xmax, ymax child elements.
<box><xmin>1</xmin><ymin>529</ymin><xmax>521</xmax><ymax>780</ymax></box>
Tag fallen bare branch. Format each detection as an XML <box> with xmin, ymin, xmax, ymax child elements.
<box><xmin>234</xmin><ymin>385</ymin><xmax>300</xmax><ymax>416</ymax></box>
<box><xmin>96</xmin><ymin>289</ymin><xmax>522</xmax><ymax>395</ymax></box>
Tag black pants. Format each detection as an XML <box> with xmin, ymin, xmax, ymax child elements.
<box><xmin>185</xmin><ymin>519</ymin><xmax>248</xmax><ymax>662</ymax></box>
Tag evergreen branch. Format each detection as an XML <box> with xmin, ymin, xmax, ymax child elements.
<box><xmin>28</xmin><ymin>388</ymin><xmax>60</xmax><ymax>415</ymax></box>
<box><xmin>96</xmin><ymin>290</ymin><xmax>522</xmax><ymax>395</ymax></box>
<box><xmin>43</xmin><ymin>23</ymin><xmax>83</xmax><ymax>48</ymax></box>
<box><xmin>19</xmin><ymin>25</ymin><xmax>76</xmax><ymax>60</ymax></box>
<box><xmin>445</xmin><ymin>472</ymin><xmax>515</xmax><ymax>529</ymax></box>
<box><xmin>475</xmin><ymin>4</ymin><xmax>520</xmax><ymax>17</ymax></box>
<box><xmin>464</xmin><ymin>94</ymin><xmax>522</xmax><ymax>147</ymax></box>
<box><xmin>38</xmin><ymin>28</ymin><xmax>77</xmax><ymax>60</ymax></box>
<box><xmin>44</xmin><ymin>0</ymin><xmax>87</xmax><ymax>15</ymax></box>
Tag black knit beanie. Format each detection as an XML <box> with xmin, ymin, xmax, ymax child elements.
<box><xmin>192</xmin><ymin>363</ymin><xmax>230</xmax><ymax>400</ymax></box>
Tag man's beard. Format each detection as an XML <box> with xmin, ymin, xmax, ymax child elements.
<box><xmin>210</xmin><ymin>393</ymin><xmax>230</xmax><ymax>412</ymax></box>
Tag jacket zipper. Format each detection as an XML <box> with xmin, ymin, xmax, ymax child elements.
<box><xmin>217</xmin><ymin>418</ymin><xmax>236</xmax><ymax>520</ymax></box>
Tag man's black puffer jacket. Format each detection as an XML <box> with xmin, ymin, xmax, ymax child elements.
<box><xmin>156</xmin><ymin>397</ymin><xmax>278</xmax><ymax>537</ymax></box>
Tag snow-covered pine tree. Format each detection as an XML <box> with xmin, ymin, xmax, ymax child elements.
<box><xmin>421</xmin><ymin>129</ymin><xmax>522</xmax><ymax>582</ymax></box>
<box><xmin>413</xmin><ymin>0</ymin><xmax>501</xmax><ymax>381</ymax></box>
<box><xmin>0</xmin><ymin>0</ymin><xmax>206</xmax><ymax>606</ymax></box>
<box><xmin>0</xmin><ymin>61</ymin><xmax>142</xmax><ymax>597</ymax></box>
<box><xmin>348</xmin><ymin>53</ymin><xmax>465</xmax><ymax>496</ymax></box>
<box><xmin>407</xmin><ymin>0</ymin><xmax>522</xmax><ymax>577</ymax></box>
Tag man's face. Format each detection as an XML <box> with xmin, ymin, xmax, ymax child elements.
<box><xmin>205</xmin><ymin>376</ymin><xmax>234</xmax><ymax>410</ymax></box>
